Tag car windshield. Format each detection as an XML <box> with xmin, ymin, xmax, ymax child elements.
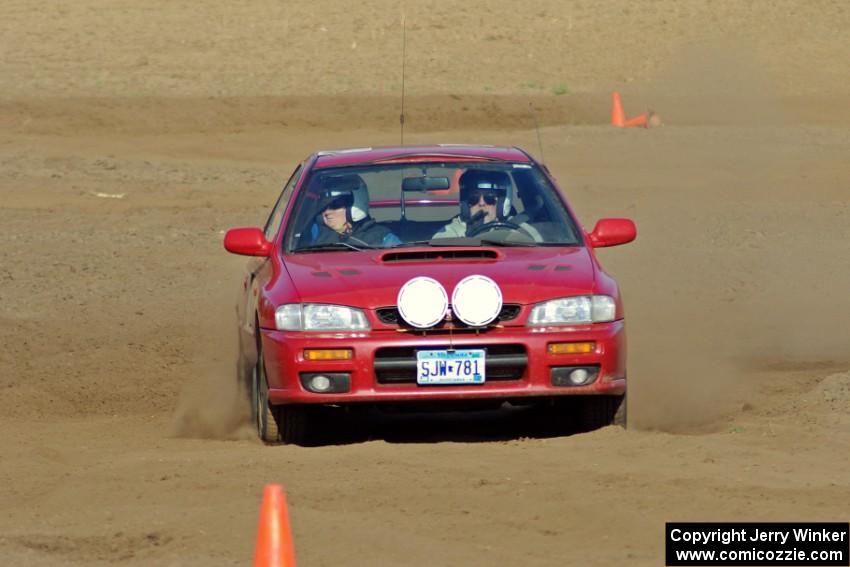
<box><xmin>284</xmin><ymin>161</ymin><xmax>582</xmax><ymax>252</ymax></box>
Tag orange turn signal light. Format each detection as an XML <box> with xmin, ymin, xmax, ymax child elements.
<box><xmin>548</xmin><ymin>342</ymin><xmax>596</xmax><ymax>355</ymax></box>
<box><xmin>304</xmin><ymin>349</ymin><xmax>353</xmax><ymax>361</ymax></box>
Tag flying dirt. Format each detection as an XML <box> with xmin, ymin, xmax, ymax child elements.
<box><xmin>1</xmin><ymin>1</ymin><xmax>849</xmax><ymax>564</ymax></box>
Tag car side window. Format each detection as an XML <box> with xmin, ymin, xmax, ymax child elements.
<box><xmin>263</xmin><ymin>165</ymin><xmax>303</xmax><ymax>241</ymax></box>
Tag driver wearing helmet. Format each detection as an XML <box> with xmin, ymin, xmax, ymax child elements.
<box><xmin>432</xmin><ymin>169</ymin><xmax>542</xmax><ymax>241</ymax></box>
<box><xmin>305</xmin><ymin>174</ymin><xmax>401</xmax><ymax>248</ymax></box>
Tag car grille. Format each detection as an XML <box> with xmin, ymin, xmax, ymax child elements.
<box><xmin>375</xmin><ymin>304</ymin><xmax>522</xmax><ymax>328</ymax></box>
<box><xmin>374</xmin><ymin>344</ymin><xmax>528</xmax><ymax>384</ymax></box>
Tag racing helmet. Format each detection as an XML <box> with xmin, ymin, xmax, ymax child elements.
<box><xmin>319</xmin><ymin>174</ymin><xmax>369</xmax><ymax>223</ymax></box>
<box><xmin>458</xmin><ymin>169</ymin><xmax>512</xmax><ymax>222</ymax></box>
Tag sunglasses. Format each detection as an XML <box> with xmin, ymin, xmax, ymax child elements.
<box><xmin>324</xmin><ymin>196</ymin><xmax>351</xmax><ymax>210</ymax></box>
<box><xmin>466</xmin><ymin>191</ymin><xmax>498</xmax><ymax>206</ymax></box>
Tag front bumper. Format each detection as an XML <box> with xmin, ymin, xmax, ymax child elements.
<box><xmin>261</xmin><ymin>321</ymin><xmax>626</xmax><ymax>405</ymax></box>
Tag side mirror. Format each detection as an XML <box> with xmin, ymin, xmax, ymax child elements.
<box><xmin>588</xmin><ymin>218</ymin><xmax>637</xmax><ymax>248</ymax></box>
<box><xmin>224</xmin><ymin>227</ymin><xmax>272</xmax><ymax>257</ymax></box>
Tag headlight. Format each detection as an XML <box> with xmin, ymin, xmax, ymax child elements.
<box><xmin>528</xmin><ymin>295</ymin><xmax>616</xmax><ymax>325</ymax></box>
<box><xmin>275</xmin><ymin>304</ymin><xmax>370</xmax><ymax>331</ymax></box>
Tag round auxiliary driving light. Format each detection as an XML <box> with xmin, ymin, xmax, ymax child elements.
<box><xmin>569</xmin><ymin>368</ymin><xmax>590</xmax><ymax>385</ymax></box>
<box><xmin>451</xmin><ymin>275</ymin><xmax>503</xmax><ymax>327</ymax></box>
<box><xmin>310</xmin><ymin>375</ymin><xmax>332</xmax><ymax>392</ymax></box>
<box><xmin>397</xmin><ymin>277</ymin><xmax>448</xmax><ymax>328</ymax></box>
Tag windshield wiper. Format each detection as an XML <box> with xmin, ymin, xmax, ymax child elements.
<box><xmin>477</xmin><ymin>238</ymin><xmax>538</xmax><ymax>247</ymax></box>
<box><xmin>391</xmin><ymin>239</ymin><xmax>438</xmax><ymax>248</ymax></box>
<box><xmin>391</xmin><ymin>237</ymin><xmax>539</xmax><ymax>248</ymax></box>
<box><xmin>294</xmin><ymin>242</ymin><xmax>365</xmax><ymax>253</ymax></box>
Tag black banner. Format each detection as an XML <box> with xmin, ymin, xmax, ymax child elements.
<box><xmin>666</xmin><ymin>523</ymin><xmax>849</xmax><ymax>566</ymax></box>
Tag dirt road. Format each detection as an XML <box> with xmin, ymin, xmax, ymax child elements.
<box><xmin>2</xmin><ymin>1</ymin><xmax>849</xmax><ymax>565</ymax></box>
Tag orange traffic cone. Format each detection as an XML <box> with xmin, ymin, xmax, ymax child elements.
<box><xmin>612</xmin><ymin>93</ymin><xmax>660</xmax><ymax>128</ymax></box>
<box><xmin>611</xmin><ymin>92</ymin><xmax>626</xmax><ymax>127</ymax></box>
<box><xmin>623</xmin><ymin>113</ymin><xmax>648</xmax><ymax>127</ymax></box>
<box><xmin>254</xmin><ymin>484</ymin><xmax>297</xmax><ymax>567</ymax></box>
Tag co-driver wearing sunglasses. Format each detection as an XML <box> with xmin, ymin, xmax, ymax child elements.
<box><xmin>301</xmin><ymin>176</ymin><xmax>401</xmax><ymax>249</ymax></box>
<box><xmin>321</xmin><ymin>195</ymin><xmax>352</xmax><ymax>235</ymax></box>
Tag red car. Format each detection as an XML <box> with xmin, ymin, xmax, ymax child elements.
<box><xmin>224</xmin><ymin>145</ymin><xmax>636</xmax><ymax>444</ymax></box>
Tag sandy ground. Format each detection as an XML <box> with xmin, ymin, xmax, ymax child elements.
<box><xmin>2</xmin><ymin>1</ymin><xmax>849</xmax><ymax>565</ymax></box>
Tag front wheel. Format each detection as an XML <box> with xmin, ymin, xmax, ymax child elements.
<box><xmin>576</xmin><ymin>394</ymin><xmax>626</xmax><ymax>432</ymax></box>
<box><xmin>253</xmin><ymin>348</ymin><xmax>311</xmax><ymax>445</ymax></box>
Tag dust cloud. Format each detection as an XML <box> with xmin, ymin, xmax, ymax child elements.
<box><xmin>170</xmin><ymin>292</ymin><xmax>255</xmax><ymax>441</ymax></box>
<box><xmin>606</xmin><ymin>43</ymin><xmax>850</xmax><ymax>432</ymax></box>
<box><xmin>170</xmin><ymin>362</ymin><xmax>254</xmax><ymax>441</ymax></box>
<box><xmin>4</xmin><ymin>1</ymin><xmax>850</xmax><ymax>564</ymax></box>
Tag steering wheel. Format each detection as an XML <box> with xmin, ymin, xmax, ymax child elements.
<box><xmin>467</xmin><ymin>220</ymin><xmax>534</xmax><ymax>239</ymax></box>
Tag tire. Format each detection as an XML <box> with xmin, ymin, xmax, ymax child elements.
<box><xmin>576</xmin><ymin>394</ymin><xmax>626</xmax><ymax>432</ymax></box>
<box><xmin>613</xmin><ymin>393</ymin><xmax>627</xmax><ymax>428</ymax></box>
<box><xmin>252</xmin><ymin>356</ymin><xmax>281</xmax><ymax>444</ymax></box>
<box><xmin>253</xmin><ymin>346</ymin><xmax>311</xmax><ymax>445</ymax></box>
<box><xmin>278</xmin><ymin>405</ymin><xmax>310</xmax><ymax>445</ymax></box>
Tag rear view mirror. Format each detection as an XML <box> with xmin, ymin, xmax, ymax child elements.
<box><xmin>402</xmin><ymin>176</ymin><xmax>450</xmax><ymax>192</ymax></box>
<box><xmin>588</xmin><ymin>218</ymin><xmax>637</xmax><ymax>248</ymax></box>
<box><xmin>224</xmin><ymin>227</ymin><xmax>272</xmax><ymax>256</ymax></box>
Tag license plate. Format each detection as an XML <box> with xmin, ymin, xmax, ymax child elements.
<box><xmin>416</xmin><ymin>349</ymin><xmax>486</xmax><ymax>385</ymax></box>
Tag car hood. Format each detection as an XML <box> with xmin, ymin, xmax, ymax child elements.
<box><xmin>282</xmin><ymin>247</ymin><xmax>597</xmax><ymax>308</ymax></box>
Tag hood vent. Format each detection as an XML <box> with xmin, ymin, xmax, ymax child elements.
<box><xmin>381</xmin><ymin>249</ymin><xmax>499</xmax><ymax>262</ymax></box>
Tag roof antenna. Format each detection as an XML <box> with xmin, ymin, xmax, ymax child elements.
<box><xmin>399</xmin><ymin>14</ymin><xmax>407</xmax><ymax>145</ymax></box>
<box><xmin>528</xmin><ymin>102</ymin><xmax>545</xmax><ymax>164</ymax></box>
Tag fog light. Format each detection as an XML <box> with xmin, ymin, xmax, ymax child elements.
<box><xmin>548</xmin><ymin>342</ymin><xmax>596</xmax><ymax>354</ymax></box>
<box><xmin>569</xmin><ymin>368</ymin><xmax>590</xmax><ymax>385</ymax></box>
<box><xmin>299</xmin><ymin>372</ymin><xmax>351</xmax><ymax>393</ymax></box>
<box><xmin>551</xmin><ymin>366</ymin><xmax>599</xmax><ymax>387</ymax></box>
<box><xmin>304</xmin><ymin>348</ymin><xmax>352</xmax><ymax>361</ymax></box>
<box><xmin>310</xmin><ymin>375</ymin><xmax>332</xmax><ymax>392</ymax></box>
